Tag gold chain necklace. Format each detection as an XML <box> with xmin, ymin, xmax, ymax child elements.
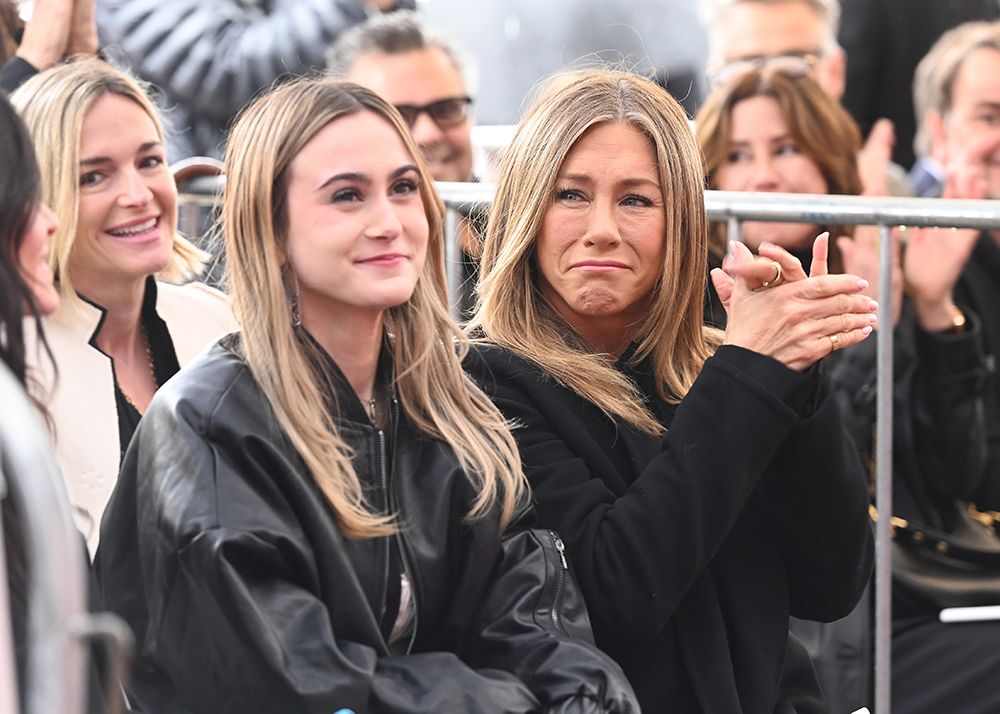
<box><xmin>120</xmin><ymin>325</ymin><xmax>156</xmax><ymax>412</ymax></box>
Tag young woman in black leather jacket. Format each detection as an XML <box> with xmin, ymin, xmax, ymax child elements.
<box><xmin>94</xmin><ymin>78</ymin><xmax>637</xmax><ymax>714</ymax></box>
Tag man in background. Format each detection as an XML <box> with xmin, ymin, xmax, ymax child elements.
<box><xmin>699</xmin><ymin>0</ymin><xmax>909</xmax><ymax>196</ymax></box>
<box><xmin>839</xmin><ymin>0</ymin><xmax>999</xmax><ymax>170</ymax></box>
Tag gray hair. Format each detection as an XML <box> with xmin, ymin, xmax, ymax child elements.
<box><xmin>326</xmin><ymin>10</ymin><xmax>477</xmax><ymax>97</ymax></box>
<box><xmin>700</xmin><ymin>0</ymin><xmax>842</xmax><ymax>66</ymax></box>
<box><xmin>912</xmin><ymin>20</ymin><xmax>1000</xmax><ymax>157</ymax></box>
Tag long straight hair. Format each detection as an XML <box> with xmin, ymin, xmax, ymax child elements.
<box><xmin>0</xmin><ymin>92</ymin><xmax>52</xmax><ymax>404</ymax></box>
<box><xmin>223</xmin><ymin>77</ymin><xmax>527</xmax><ymax>538</ymax></box>
<box><xmin>11</xmin><ymin>58</ymin><xmax>206</xmax><ymax>304</ymax></box>
<box><xmin>469</xmin><ymin>69</ymin><xmax>722</xmax><ymax>435</ymax></box>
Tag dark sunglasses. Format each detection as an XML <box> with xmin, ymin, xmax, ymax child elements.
<box><xmin>709</xmin><ymin>52</ymin><xmax>821</xmax><ymax>87</ymax></box>
<box><xmin>394</xmin><ymin>96</ymin><xmax>472</xmax><ymax>130</ymax></box>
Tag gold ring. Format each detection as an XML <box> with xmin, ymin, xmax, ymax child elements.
<box><xmin>762</xmin><ymin>261</ymin><xmax>783</xmax><ymax>288</ymax></box>
<box><xmin>828</xmin><ymin>333</ymin><xmax>841</xmax><ymax>351</ymax></box>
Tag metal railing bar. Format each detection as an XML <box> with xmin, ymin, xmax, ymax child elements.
<box><xmin>431</xmin><ymin>182</ymin><xmax>1000</xmax><ymax>230</ymax></box>
<box><xmin>444</xmin><ymin>209</ymin><xmax>463</xmax><ymax>320</ymax></box>
<box><xmin>874</xmin><ymin>224</ymin><xmax>895</xmax><ymax>714</ymax></box>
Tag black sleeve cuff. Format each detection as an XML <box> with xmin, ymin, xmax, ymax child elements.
<box><xmin>915</xmin><ymin>306</ymin><xmax>989</xmax><ymax>379</ymax></box>
<box><xmin>712</xmin><ymin>345</ymin><xmax>822</xmax><ymax>418</ymax></box>
<box><xmin>1</xmin><ymin>56</ymin><xmax>39</xmax><ymax>94</ymax></box>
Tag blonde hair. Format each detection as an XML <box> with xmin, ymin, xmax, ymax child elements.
<box><xmin>222</xmin><ymin>77</ymin><xmax>527</xmax><ymax>538</ymax></box>
<box><xmin>469</xmin><ymin>68</ymin><xmax>722</xmax><ymax>435</ymax></box>
<box><xmin>10</xmin><ymin>58</ymin><xmax>205</xmax><ymax>302</ymax></box>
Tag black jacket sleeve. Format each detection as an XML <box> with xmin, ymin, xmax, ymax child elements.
<box><xmin>468</xmin><ymin>345</ymin><xmax>873</xmax><ymax>637</ymax></box>
<box><xmin>465</xmin><ymin>526</ymin><xmax>639</xmax><ymax>713</ymax></box>
<box><xmin>1</xmin><ymin>56</ymin><xmax>38</xmax><ymax>94</ymax></box>
<box><xmin>829</xmin><ymin>303</ymin><xmax>991</xmax><ymax>510</ymax></box>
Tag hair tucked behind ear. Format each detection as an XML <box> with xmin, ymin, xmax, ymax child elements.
<box><xmin>223</xmin><ymin>77</ymin><xmax>527</xmax><ymax>538</ymax></box>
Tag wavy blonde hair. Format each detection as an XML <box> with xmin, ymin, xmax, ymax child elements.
<box><xmin>469</xmin><ymin>68</ymin><xmax>722</xmax><ymax>435</ymax></box>
<box><xmin>223</xmin><ymin>77</ymin><xmax>527</xmax><ymax>538</ymax></box>
<box><xmin>10</xmin><ymin>58</ymin><xmax>205</xmax><ymax>303</ymax></box>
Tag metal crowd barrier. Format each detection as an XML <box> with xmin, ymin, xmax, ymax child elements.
<box><xmin>0</xmin><ymin>363</ymin><xmax>132</xmax><ymax>714</ymax></box>
<box><xmin>174</xmin><ymin>176</ymin><xmax>1000</xmax><ymax>714</ymax></box>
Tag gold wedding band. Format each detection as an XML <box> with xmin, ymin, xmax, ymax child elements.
<box><xmin>762</xmin><ymin>261</ymin><xmax>783</xmax><ymax>288</ymax></box>
<box><xmin>828</xmin><ymin>333</ymin><xmax>841</xmax><ymax>351</ymax></box>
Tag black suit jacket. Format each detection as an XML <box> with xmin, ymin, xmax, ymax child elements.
<box><xmin>839</xmin><ymin>0</ymin><xmax>1000</xmax><ymax>169</ymax></box>
<box><xmin>467</xmin><ymin>343</ymin><xmax>874</xmax><ymax>714</ymax></box>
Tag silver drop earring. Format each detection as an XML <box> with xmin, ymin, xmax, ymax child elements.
<box><xmin>285</xmin><ymin>269</ymin><xmax>302</xmax><ymax>327</ymax></box>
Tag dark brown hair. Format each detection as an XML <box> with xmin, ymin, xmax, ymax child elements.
<box><xmin>696</xmin><ymin>67</ymin><xmax>863</xmax><ymax>266</ymax></box>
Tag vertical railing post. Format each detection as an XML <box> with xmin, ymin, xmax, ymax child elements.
<box><xmin>727</xmin><ymin>216</ymin><xmax>742</xmax><ymax>245</ymax></box>
<box><xmin>874</xmin><ymin>223</ymin><xmax>895</xmax><ymax>713</ymax></box>
<box><xmin>444</xmin><ymin>208</ymin><xmax>462</xmax><ymax>320</ymax></box>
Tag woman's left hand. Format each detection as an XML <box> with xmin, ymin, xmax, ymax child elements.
<box><xmin>712</xmin><ymin>235</ymin><xmax>878</xmax><ymax>371</ymax></box>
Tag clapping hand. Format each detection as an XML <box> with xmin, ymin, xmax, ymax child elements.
<box><xmin>837</xmin><ymin>225</ymin><xmax>904</xmax><ymax>329</ymax></box>
<box><xmin>14</xmin><ymin>0</ymin><xmax>97</xmax><ymax>72</ymax></box>
<box><xmin>711</xmin><ymin>233</ymin><xmax>878</xmax><ymax>371</ymax></box>
<box><xmin>903</xmin><ymin>132</ymin><xmax>998</xmax><ymax>331</ymax></box>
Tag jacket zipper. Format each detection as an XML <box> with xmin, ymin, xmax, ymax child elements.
<box><xmin>549</xmin><ymin>530</ymin><xmax>568</xmax><ymax>632</ymax></box>
<box><xmin>385</xmin><ymin>396</ymin><xmax>419</xmax><ymax>655</ymax></box>
<box><xmin>377</xmin><ymin>426</ymin><xmax>391</xmax><ymax>633</ymax></box>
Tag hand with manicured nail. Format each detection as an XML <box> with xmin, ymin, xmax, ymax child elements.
<box><xmin>711</xmin><ymin>232</ymin><xmax>878</xmax><ymax>371</ymax></box>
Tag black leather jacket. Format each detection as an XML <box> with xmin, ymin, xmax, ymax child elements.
<box><xmin>94</xmin><ymin>334</ymin><xmax>637</xmax><ymax>714</ymax></box>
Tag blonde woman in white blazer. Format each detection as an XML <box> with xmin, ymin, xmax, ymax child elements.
<box><xmin>14</xmin><ymin>59</ymin><xmax>236</xmax><ymax>555</ymax></box>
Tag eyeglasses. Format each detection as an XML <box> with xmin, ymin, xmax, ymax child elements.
<box><xmin>394</xmin><ymin>96</ymin><xmax>473</xmax><ymax>130</ymax></box>
<box><xmin>709</xmin><ymin>52</ymin><xmax>821</xmax><ymax>87</ymax></box>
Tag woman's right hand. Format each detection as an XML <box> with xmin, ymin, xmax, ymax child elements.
<box><xmin>712</xmin><ymin>236</ymin><xmax>879</xmax><ymax>371</ymax></box>
<box><xmin>15</xmin><ymin>0</ymin><xmax>74</xmax><ymax>71</ymax></box>
<box><xmin>66</xmin><ymin>0</ymin><xmax>99</xmax><ymax>57</ymax></box>
<box><xmin>836</xmin><ymin>225</ymin><xmax>904</xmax><ymax>329</ymax></box>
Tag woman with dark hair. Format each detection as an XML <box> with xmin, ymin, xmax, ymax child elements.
<box><xmin>0</xmin><ymin>89</ymin><xmax>57</xmax><ymax>713</ymax></box>
<box><xmin>696</xmin><ymin>65</ymin><xmax>875</xmax><ymax>323</ymax></box>
<box><xmin>0</xmin><ymin>90</ymin><xmax>57</xmax><ymax>380</ymax></box>
<box><xmin>697</xmin><ymin>63</ymin><xmax>1000</xmax><ymax>713</ymax></box>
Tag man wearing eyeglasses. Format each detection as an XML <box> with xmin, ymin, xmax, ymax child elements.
<box><xmin>704</xmin><ymin>0</ymin><xmax>845</xmax><ymax>98</ymax></box>
<box><xmin>328</xmin><ymin>10</ymin><xmax>475</xmax><ymax>185</ymax></box>
<box><xmin>700</xmin><ymin>0</ymin><xmax>910</xmax><ymax>197</ymax></box>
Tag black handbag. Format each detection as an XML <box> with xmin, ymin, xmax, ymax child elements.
<box><xmin>889</xmin><ymin>504</ymin><xmax>1000</xmax><ymax>610</ymax></box>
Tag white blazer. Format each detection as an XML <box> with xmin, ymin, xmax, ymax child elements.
<box><xmin>27</xmin><ymin>281</ymin><xmax>237</xmax><ymax>556</ymax></box>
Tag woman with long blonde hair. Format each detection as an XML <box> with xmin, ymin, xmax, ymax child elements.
<box><xmin>466</xmin><ymin>68</ymin><xmax>875</xmax><ymax>713</ymax></box>
<box><xmin>12</xmin><ymin>58</ymin><xmax>235</xmax><ymax>555</ymax></box>
<box><xmin>94</xmin><ymin>76</ymin><xmax>637</xmax><ymax>714</ymax></box>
